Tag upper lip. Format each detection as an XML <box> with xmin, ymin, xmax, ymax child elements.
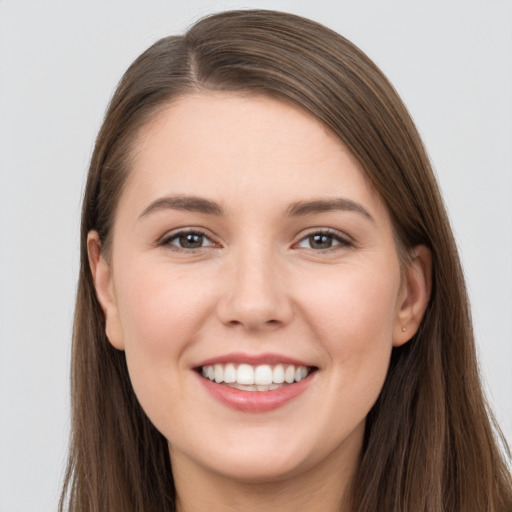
<box><xmin>194</xmin><ymin>352</ymin><xmax>315</xmax><ymax>368</ymax></box>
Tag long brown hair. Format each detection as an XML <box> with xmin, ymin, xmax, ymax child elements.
<box><xmin>60</xmin><ymin>9</ymin><xmax>512</xmax><ymax>511</ymax></box>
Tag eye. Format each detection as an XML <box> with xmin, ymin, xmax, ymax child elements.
<box><xmin>296</xmin><ymin>230</ymin><xmax>351</xmax><ymax>250</ymax></box>
<box><xmin>161</xmin><ymin>230</ymin><xmax>216</xmax><ymax>250</ymax></box>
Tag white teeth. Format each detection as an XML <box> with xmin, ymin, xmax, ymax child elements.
<box><xmin>254</xmin><ymin>364</ymin><xmax>273</xmax><ymax>385</ymax></box>
<box><xmin>214</xmin><ymin>364</ymin><xmax>223</xmax><ymax>383</ymax></box>
<box><xmin>200</xmin><ymin>362</ymin><xmax>312</xmax><ymax>389</ymax></box>
<box><xmin>284</xmin><ymin>365</ymin><xmax>295</xmax><ymax>384</ymax></box>
<box><xmin>272</xmin><ymin>364</ymin><xmax>285</xmax><ymax>384</ymax></box>
<box><xmin>223</xmin><ymin>363</ymin><xmax>236</xmax><ymax>383</ymax></box>
<box><xmin>237</xmin><ymin>364</ymin><xmax>255</xmax><ymax>385</ymax></box>
<box><xmin>230</xmin><ymin>383</ymin><xmax>259</xmax><ymax>392</ymax></box>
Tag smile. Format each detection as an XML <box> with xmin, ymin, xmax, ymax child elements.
<box><xmin>200</xmin><ymin>363</ymin><xmax>312</xmax><ymax>391</ymax></box>
<box><xmin>195</xmin><ymin>354</ymin><xmax>317</xmax><ymax>412</ymax></box>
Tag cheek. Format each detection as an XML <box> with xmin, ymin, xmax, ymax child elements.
<box><xmin>114</xmin><ymin>260</ymin><xmax>209</xmax><ymax>356</ymax></box>
<box><xmin>302</xmin><ymin>261</ymin><xmax>400</xmax><ymax>337</ymax></box>
<box><xmin>112</xmin><ymin>261</ymin><xmax>215</xmax><ymax>427</ymax></box>
<box><xmin>300</xmin><ymin>262</ymin><xmax>400</xmax><ymax>397</ymax></box>
<box><xmin>112</xmin><ymin>262</ymin><xmax>212</xmax><ymax>415</ymax></box>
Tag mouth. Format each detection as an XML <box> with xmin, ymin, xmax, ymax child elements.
<box><xmin>197</xmin><ymin>362</ymin><xmax>317</xmax><ymax>392</ymax></box>
<box><xmin>194</xmin><ymin>353</ymin><xmax>318</xmax><ymax>412</ymax></box>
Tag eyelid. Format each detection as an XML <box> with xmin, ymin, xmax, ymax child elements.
<box><xmin>294</xmin><ymin>228</ymin><xmax>353</xmax><ymax>250</ymax></box>
<box><xmin>158</xmin><ymin>227</ymin><xmax>219</xmax><ymax>250</ymax></box>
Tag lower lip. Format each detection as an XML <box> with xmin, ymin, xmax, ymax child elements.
<box><xmin>196</xmin><ymin>373</ymin><xmax>314</xmax><ymax>413</ymax></box>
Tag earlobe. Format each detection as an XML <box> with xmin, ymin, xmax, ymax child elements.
<box><xmin>87</xmin><ymin>231</ymin><xmax>125</xmax><ymax>350</ymax></box>
<box><xmin>393</xmin><ymin>245</ymin><xmax>432</xmax><ymax>347</ymax></box>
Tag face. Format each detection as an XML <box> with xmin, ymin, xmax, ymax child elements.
<box><xmin>90</xmin><ymin>93</ymin><xmax>428</xmax><ymax>486</ymax></box>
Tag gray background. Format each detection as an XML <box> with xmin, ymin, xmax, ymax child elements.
<box><xmin>0</xmin><ymin>1</ymin><xmax>510</xmax><ymax>510</ymax></box>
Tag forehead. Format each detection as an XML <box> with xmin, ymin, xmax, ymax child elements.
<box><xmin>121</xmin><ymin>92</ymin><xmax>387</xmax><ymax>219</ymax></box>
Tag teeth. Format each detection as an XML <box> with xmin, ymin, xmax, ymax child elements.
<box><xmin>273</xmin><ymin>364</ymin><xmax>285</xmax><ymax>383</ymax></box>
<box><xmin>200</xmin><ymin>363</ymin><xmax>311</xmax><ymax>389</ymax></box>
<box><xmin>284</xmin><ymin>365</ymin><xmax>295</xmax><ymax>384</ymax></box>
<box><xmin>223</xmin><ymin>363</ymin><xmax>236</xmax><ymax>383</ymax></box>
<box><xmin>237</xmin><ymin>364</ymin><xmax>254</xmax><ymax>385</ymax></box>
<box><xmin>254</xmin><ymin>364</ymin><xmax>273</xmax><ymax>385</ymax></box>
<box><xmin>214</xmin><ymin>364</ymin><xmax>223</xmax><ymax>383</ymax></box>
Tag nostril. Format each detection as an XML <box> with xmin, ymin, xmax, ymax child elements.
<box><xmin>216</xmin><ymin>275</ymin><xmax>294</xmax><ymax>330</ymax></box>
<box><xmin>224</xmin><ymin>316</ymin><xmax>285</xmax><ymax>330</ymax></box>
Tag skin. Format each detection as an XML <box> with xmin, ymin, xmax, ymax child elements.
<box><xmin>89</xmin><ymin>93</ymin><xmax>431</xmax><ymax>512</ymax></box>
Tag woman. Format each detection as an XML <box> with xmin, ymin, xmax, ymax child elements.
<box><xmin>60</xmin><ymin>9</ymin><xmax>512</xmax><ymax>512</ymax></box>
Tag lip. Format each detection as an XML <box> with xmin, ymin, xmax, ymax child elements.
<box><xmin>196</xmin><ymin>371</ymin><xmax>315</xmax><ymax>413</ymax></box>
<box><xmin>193</xmin><ymin>352</ymin><xmax>317</xmax><ymax>413</ymax></box>
<box><xmin>195</xmin><ymin>352</ymin><xmax>313</xmax><ymax>368</ymax></box>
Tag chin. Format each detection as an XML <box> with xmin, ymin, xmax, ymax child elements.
<box><xmin>201</xmin><ymin>446</ymin><xmax>314</xmax><ymax>484</ymax></box>
<box><xmin>170</xmin><ymin>418</ymin><xmax>364</xmax><ymax>486</ymax></box>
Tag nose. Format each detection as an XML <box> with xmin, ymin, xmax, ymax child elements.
<box><xmin>216</xmin><ymin>246</ymin><xmax>294</xmax><ymax>331</ymax></box>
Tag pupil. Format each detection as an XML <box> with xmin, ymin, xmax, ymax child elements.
<box><xmin>311</xmin><ymin>234</ymin><xmax>332</xmax><ymax>249</ymax></box>
<box><xmin>180</xmin><ymin>233</ymin><xmax>203</xmax><ymax>248</ymax></box>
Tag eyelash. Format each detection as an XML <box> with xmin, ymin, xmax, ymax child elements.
<box><xmin>159</xmin><ymin>229</ymin><xmax>217</xmax><ymax>251</ymax></box>
<box><xmin>295</xmin><ymin>229</ymin><xmax>352</xmax><ymax>251</ymax></box>
<box><xmin>159</xmin><ymin>228</ymin><xmax>352</xmax><ymax>252</ymax></box>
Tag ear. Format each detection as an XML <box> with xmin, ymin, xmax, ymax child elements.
<box><xmin>87</xmin><ymin>231</ymin><xmax>125</xmax><ymax>350</ymax></box>
<box><xmin>393</xmin><ymin>245</ymin><xmax>432</xmax><ymax>347</ymax></box>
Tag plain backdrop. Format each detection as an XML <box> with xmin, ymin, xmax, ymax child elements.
<box><xmin>0</xmin><ymin>1</ymin><xmax>511</xmax><ymax>510</ymax></box>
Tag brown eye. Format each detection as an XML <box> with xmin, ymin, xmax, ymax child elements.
<box><xmin>296</xmin><ymin>231</ymin><xmax>351</xmax><ymax>250</ymax></box>
<box><xmin>179</xmin><ymin>232</ymin><xmax>204</xmax><ymax>248</ymax></box>
<box><xmin>162</xmin><ymin>230</ymin><xmax>216</xmax><ymax>250</ymax></box>
<box><xmin>309</xmin><ymin>234</ymin><xmax>334</xmax><ymax>249</ymax></box>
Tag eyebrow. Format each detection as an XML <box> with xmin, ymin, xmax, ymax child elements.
<box><xmin>286</xmin><ymin>198</ymin><xmax>374</xmax><ymax>222</ymax></box>
<box><xmin>139</xmin><ymin>196</ymin><xmax>224</xmax><ymax>218</ymax></box>
<box><xmin>138</xmin><ymin>195</ymin><xmax>374</xmax><ymax>222</ymax></box>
